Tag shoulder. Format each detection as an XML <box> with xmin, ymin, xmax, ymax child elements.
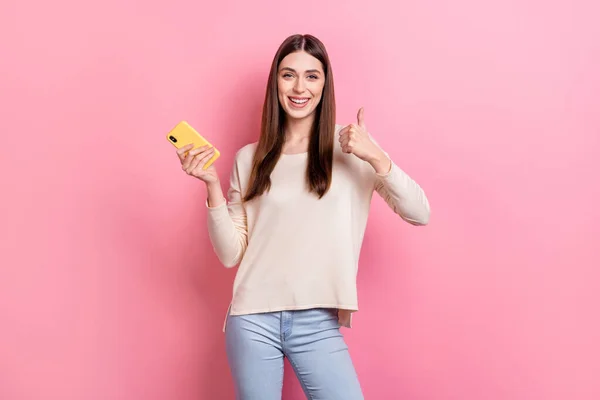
<box><xmin>233</xmin><ymin>142</ymin><xmax>258</xmax><ymax>165</ymax></box>
<box><xmin>228</xmin><ymin>143</ymin><xmax>257</xmax><ymax>185</ymax></box>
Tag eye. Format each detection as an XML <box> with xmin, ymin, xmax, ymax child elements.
<box><xmin>282</xmin><ymin>73</ymin><xmax>294</xmax><ymax>78</ymax></box>
<box><xmin>308</xmin><ymin>75</ymin><xmax>319</xmax><ymax>80</ymax></box>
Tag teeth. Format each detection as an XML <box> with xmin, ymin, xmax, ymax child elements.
<box><xmin>291</xmin><ymin>98</ymin><xmax>309</xmax><ymax>104</ymax></box>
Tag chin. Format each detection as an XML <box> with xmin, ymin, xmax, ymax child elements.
<box><xmin>286</xmin><ymin>108</ymin><xmax>314</xmax><ymax>120</ymax></box>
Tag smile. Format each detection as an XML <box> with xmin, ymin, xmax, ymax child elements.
<box><xmin>288</xmin><ymin>97</ymin><xmax>310</xmax><ymax>108</ymax></box>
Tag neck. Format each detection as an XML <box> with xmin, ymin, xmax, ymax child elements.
<box><xmin>284</xmin><ymin>115</ymin><xmax>315</xmax><ymax>142</ymax></box>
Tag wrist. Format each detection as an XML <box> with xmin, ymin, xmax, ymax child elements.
<box><xmin>206</xmin><ymin>180</ymin><xmax>225</xmax><ymax>208</ymax></box>
<box><xmin>206</xmin><ymin>180</ymin><xmax>221</xmax><ymax>190</ymax></box>
<box><xmin>369</xmin><ymin>149</ymin><xmax>391</xmax><ymax>174</ymax></box>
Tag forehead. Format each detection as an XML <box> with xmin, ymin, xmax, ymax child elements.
<box><xmin>279</xmin><ymin>51</ymin><xmax>324</xmax><ymax>72</ymax></box>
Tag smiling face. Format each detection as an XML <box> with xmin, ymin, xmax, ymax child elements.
<box><xmin>277</xmin><ymin>51</ymin><xmax>326</xmax><ymax>122</ymax></box>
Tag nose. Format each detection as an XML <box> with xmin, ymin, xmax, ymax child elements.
<box><xmin>293</xmin><ymin>78</ymin><xmax>305</xmax><ymax>93</ymax></box>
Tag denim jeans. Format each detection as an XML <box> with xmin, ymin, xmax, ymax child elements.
<box><xmin>225</xmin><ymin>308</ymin><xmax>364</xmax><ymax>400</ymax></box>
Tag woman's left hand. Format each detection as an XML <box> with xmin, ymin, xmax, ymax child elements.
<box><xmin>339</xmin><ymin>108</ymin><xmax>391</xmax><ymax>173</ymax></box>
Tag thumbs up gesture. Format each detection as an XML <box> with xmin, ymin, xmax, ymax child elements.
<box><xmin>339</xmin><ymin>108</ymin><xmax>390</xmax><ymax>173</ymax></box>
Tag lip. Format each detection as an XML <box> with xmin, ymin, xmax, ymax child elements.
<box><xmin>288</xmin><ymin>96</ymin><xmax>311</xmax><ymax>109</ymax></box>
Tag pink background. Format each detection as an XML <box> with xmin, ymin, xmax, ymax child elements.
<box><xmin>1</xmin><ymin>0</ymin><xmax>599</xmax><ymax>399</ymax></box>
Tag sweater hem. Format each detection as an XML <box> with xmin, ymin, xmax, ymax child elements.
<box><xmin>229</xmin><ymin>304</ymin><xmax>358</xmax><ymax>316</ymax></box>
<box><xmin>222</xmin><ymin>303</ymin><xmax>358</xmax><ymax>332</ymax></box>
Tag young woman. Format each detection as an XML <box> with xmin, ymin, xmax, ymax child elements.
<box><xmin>176</xmin><ymin>34</ymin><xmax>430</xmax><ymax>400</ymax></box>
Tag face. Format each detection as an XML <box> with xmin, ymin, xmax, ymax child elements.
<box><xmin>277</xmin><ymin>51</ymin><xmax>325</xmax><ymax>121</ymax></box>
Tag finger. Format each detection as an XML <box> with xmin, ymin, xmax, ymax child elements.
<box><xmin>182</xmin><ymin>152</ymin><xmax>194</xmax><ymax>170</ymax></box>
<box><xmin>338</xmin><ymin>125</ymin><xmax>351</xmax><ymax>136</ymax></box>
<box><xmin>188</xmin><ymin>145</ymin><xmax>211</xmax><ymax>157</ymax></box>
<box><xmin>196</xmin><ymin>148</ymin><xmax>216</xmax><ymax>172</ymax></box>
<box><xmin>341</xmin><ymin>137</ymin><xmax>352</xmax><ymax>152</ymax></box>
<box><xmin>188</xmin><ymin>148</ymin><xmax>215</xmax><ymax>173</ymax></box>
<box><xmin>357</xmin><ymin>107</ymin><xmax>366</xmax><ymax>130</ymax></box>
<box><xmin>186</xmin><ymin>152</ymin><xmax>204</xmax><ymax>173</ymax></box>
<box><xmin>176</xmin><ymin>144</ymin><xmax>194</xmax><ymax>155</ymax></box>
<box><xmin>176</xmin><ymin>144</ymin><xmax>195</xmax><ymax>161</ymax></box>
<box><xmin>339</xmin><ymin>137</ymin><xmax>352</xmax><ymax>151</ymax></box>
<box><xmin>182</xmin><ymin>146</ymin><xmax>210</xmax><ymax>169</ymax></box>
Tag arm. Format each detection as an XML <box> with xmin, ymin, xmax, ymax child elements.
<box><xmin>370</xmin><ymin>150</ymin><xmax>431</xmax><ymax>226</ymax></box>
<box><xmin>205</xmin><ymin>158</ymin><xmax>249</xmax><ymax>267</ymax></box>
<box><xmin>339</xmin><ymin>108</ymin><xmax>431</xmax><ymax>225</ymax></box>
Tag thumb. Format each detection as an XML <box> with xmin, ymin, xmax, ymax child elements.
<box><xmin>357</xmin><ymin>107</ymin><xmax>366</xmax><ymax>129</ymax></box>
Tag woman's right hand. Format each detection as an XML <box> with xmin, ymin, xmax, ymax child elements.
<box><xmin>177</xmin><ymin>144</ymin><xmax>219</xmax><ymax>184</ymax></box>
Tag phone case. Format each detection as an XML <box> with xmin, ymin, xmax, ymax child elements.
<box><xmin>166</xmin><ymin>121</ymin><xmax>220</xmax><ymax>169</ymax></box>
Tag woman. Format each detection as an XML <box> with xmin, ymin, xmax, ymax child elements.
<box><xmin>176</xmin><ymin>34</ymin><xmax>430</xmax><ymax>400</ymax></box>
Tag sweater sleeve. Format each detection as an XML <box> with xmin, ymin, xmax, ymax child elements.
<box><xmin>373</xmin><ymin>157</ymin><xmax>431</xmax><ymax>226</ymax></box>
<box><xmin>206</xmin><ymin>157</ymin><xmax>248</xmax><ymax>267</ymax></box>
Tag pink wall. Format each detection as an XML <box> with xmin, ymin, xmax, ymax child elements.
<box><xmin>1</xmin><ymin>0</ymin><xmax>599</xmax><ymax>399</ymax></box>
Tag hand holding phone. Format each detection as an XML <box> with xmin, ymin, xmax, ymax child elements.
<box><xmin>167</xmin><ymin>121</ymin><xmax>221</xmax><ymax>183</ymax></box>
<box><xmin>176</xmin><ymin>143</ymin><xmax>220</xmax><ymax>183</ymax></box>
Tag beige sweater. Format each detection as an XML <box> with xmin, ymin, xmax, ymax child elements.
<box><xmin>206</xmin><ymin>125</ymin><xmax>430</xmax><ymax>330</ymax></box>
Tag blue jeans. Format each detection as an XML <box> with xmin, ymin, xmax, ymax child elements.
<box><xmin>225</xmin><ymin>308</ymin><xmax>364</xmax><ymax>400</ymax></box>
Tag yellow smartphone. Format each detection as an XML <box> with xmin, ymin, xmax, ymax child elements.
<box><xmin>166</xmin><ymin>121</ymin><xmax>220</xmax><ymax>169</ymax></box>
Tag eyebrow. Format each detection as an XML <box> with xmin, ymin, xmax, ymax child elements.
<box><xmin>280</xmin><ymin>67</ymin><xmax>322</xmax><ymax>74</ymax></box>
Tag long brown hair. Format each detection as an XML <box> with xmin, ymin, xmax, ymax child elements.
<box><xmin>243</xmin><ymin>34</ymin><xmax>336</xmax><ymax>202</ymax></box>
